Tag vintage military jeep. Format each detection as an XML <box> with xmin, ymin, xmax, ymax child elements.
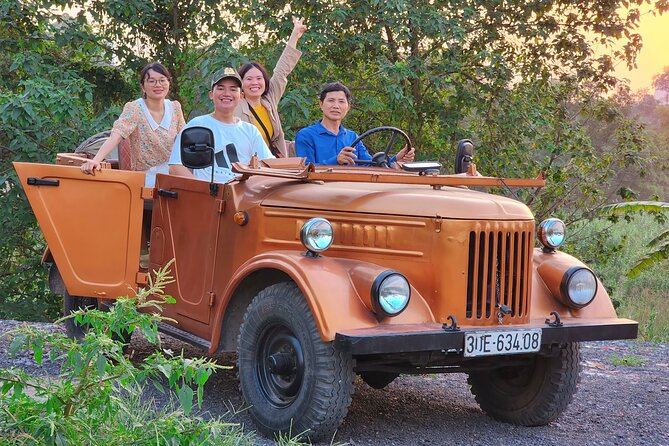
<box><xmin>14</xmin><ymin>127</ymin><xmax>637</xmax><ymax>441</ymax></box>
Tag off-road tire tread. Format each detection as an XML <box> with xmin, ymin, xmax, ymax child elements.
<box><xmin>237</xmin><ymin>282</ymin><xmax>355</xmax><ymax>441</ymax></box>
<box><xmin>468</xmin><ymin>342</ymin><xmax>581</xmax><ymax>426</ymax></box>
<box><xmin>63</xmin><ymin>291</ymin><xmax>98</xmax><ymax>341</ymax></box>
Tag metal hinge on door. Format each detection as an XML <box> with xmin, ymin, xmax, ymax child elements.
<box><xmin>434</xmin><ymin>215</ymin><xmax>443</xmax><ymax>233</ymax></box>
<box><xmin>217</xmin><ymin>200</ymin><xmax>226</xmax><ymax>214</ymax></box>
<box><xmin>208</xmin><ymin>292</ymin><xmax>216</xmax><ymax>307</ymax></box>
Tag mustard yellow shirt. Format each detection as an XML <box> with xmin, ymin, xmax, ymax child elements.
<box><xmin>251</xmin><ymin>103</ymin><xmax>274</xmax><ymax>147</ymax></box>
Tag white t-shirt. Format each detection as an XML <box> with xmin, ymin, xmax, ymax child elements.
<box><xmin>168</xmin><ymin>114</ymin><xmax>273</xmax><ymax>183</ymax></box>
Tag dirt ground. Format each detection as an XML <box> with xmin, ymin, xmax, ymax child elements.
<box><xmin>1</xmin><ymin>321</ymin><xmax>668</xmax><ymax>446</ymax></box>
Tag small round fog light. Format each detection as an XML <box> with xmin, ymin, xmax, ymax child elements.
<box><xmin>538</xmin><ymin>218</ymin><xmax>566</xmax><ymax>250</ymax></box>
<box><xmin>300</xmin><ymin>218</ymin><xmax>333</xmax><ymax>254</ymax></box>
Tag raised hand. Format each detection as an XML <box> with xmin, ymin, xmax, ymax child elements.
<box><xmin>288</xmin><ymin>17</ymin><xmax>307</xmax><ymax>47</ymax></box>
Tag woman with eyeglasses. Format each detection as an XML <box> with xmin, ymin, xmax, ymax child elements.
<box><xmin>80</xmin><ymin>62</ymin><xmax>185</xmax><ymax>187</ymax></box>
<box><xmin>235</xmin><ymin>17</ymin><xmax>307</xmax><ymax>157</ymax></box>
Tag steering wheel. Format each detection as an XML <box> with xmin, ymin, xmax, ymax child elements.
<box><xmin>348</xmin><ymin>126</ymin><xmax>412</xmax><ymax>168</ymax></box>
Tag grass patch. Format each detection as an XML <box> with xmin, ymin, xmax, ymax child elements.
<box><xmin>609</xmin><ymin>354</ymin><xmax>646</xmax><ymax>367</ymax></box>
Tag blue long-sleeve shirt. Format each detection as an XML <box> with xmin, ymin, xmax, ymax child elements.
<box><xmin>295</xmin><ymin>120</ymin><xmax>371</xmax><ymax>165</ymax></box>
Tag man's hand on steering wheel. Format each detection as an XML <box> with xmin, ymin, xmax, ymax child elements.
<box><xmin>337</xmin><ymin>146</ymin><xmax>357</xmax><ymax>165</ymax></box>
<box><xmin>349</xmin><ymin>126</ymin><xmax>414</xmax><ymax>168</ymax></box>
<box><xmin>394</xmin><ymin>146</ymin><xmax>415</xmax><ymax>167</ymax></box>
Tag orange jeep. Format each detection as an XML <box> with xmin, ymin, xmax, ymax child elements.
<box><xmin>14</xmin><ymin>127</ymin><xmax>637</xmax><ymax>441</ymax></box>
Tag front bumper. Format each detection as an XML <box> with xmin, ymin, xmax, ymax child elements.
<box><xmin>334</xmin><ymin>318</ymin><xmax>638</xmax><ymax>355</ymax></box>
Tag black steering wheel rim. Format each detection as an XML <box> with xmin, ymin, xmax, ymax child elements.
<box><xmin>349</xmin><ymin>126</ymin><xmax>412</xmax><ymax>168</ymax></box>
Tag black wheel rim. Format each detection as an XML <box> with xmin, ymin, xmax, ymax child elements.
<box><xmin>255</xmin><ymin>322</ymin><xmax>305</xmax><ymax>408</ymax></box>
<box><xmin>489</xmin><ymin>357</ymin><xmax>539</xmax><ymax>393</ymax></box>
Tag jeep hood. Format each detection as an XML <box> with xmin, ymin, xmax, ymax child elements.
<box><xmin>260</xmin><ymin>181</ymin><xmax>534</xmax><ymax>220</ymax></box>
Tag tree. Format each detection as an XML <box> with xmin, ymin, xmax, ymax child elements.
<box><xmin>0</xmin><ymin>0</ymin><xmax>128</xmax><ymax>320</ymax></box>
<box><xmin>602</xmin><ymin>201</ymin><xmax>669</xmax><ymax>277</ymax></box>
<box><xmin>63</xmin><ymin>0</ymin><xmax>242</xmax><ymax>115</ymax></box>
<box><xmin>653</xmin><ymin>66</ymin><xmax>669</xmax><ymax>103</ymax></box>
<box><xmin>1</xmin><ymin>0</ymin><xmax>666</xmax><ymax>320</ymax></box>
<box><xmin>227</xmin><ymin>0</ymin><xmax>660</xmax><ymax>221</ymax></box>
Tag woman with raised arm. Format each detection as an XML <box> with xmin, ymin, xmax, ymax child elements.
<box><xmin>80</xmin><ymin>62</ymin><xmax>186</xmax><ymax>187</ymax></box>
<box><xmin>236</xmin><ymin>17</ymin><xmax>307</xmax><ymax>157</ymax></box>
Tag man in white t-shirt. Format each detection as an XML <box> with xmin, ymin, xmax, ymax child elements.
<box><xmin>168</xmin><ymin>67</ymin><xmax>274</xmax><ymax>183</ymax></box>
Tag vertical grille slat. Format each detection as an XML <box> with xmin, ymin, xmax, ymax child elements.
<box><xmin>466</xmin><ymin>222</ymin><xmax>533</xmax><ymax>322</ymax></box>
<box><xmin>476</xmin><ymin>232</ymin><xmax>486</xmax><ymax>318</ymax></box>
<box><xmin>519</xmin><ymin>232</ymin><xmax>527</xmax><ymax>316</ymax></box>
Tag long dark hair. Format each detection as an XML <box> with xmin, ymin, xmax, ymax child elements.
<box><xmin>238</xmin><ymin>61</ymin><xmax>270</xmax><ymax>96</ymax></box>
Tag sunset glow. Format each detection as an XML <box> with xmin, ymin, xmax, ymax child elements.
<box><xmin>614</xmin><ymin>10</ymin><xmax>669</xmax><ymax>93</ymax></box>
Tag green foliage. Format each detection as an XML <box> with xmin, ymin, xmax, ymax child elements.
<box><xmin>0</xmin><ymin>263</ymin><xmax>252</xmax><ymax>445</ymax></box>
<box><xmin>226</xmin><ymin>0</ymin><xmax>653</xmax><ymax>222</ymax></box>
<box><xmin>0</xmin><ymin>0</ymin><xmax>128</xmax><ymax>320</ymax></box>
<box><xmin>609</xmin><ymin>354</ymin><xmax>646</xmax><ymax>367</ymax></box>
<box><xmin>569</xmin><ymin>215</ymin><xmax>669</xmax><ymax>342</ymax></box>
<box><xmin>1</xmin><ymin>0</ymin><xmax>665</xmax><ymax>321</ymax></box>
<box><xmin>601</xmin><ymin>201</ymin><xmax>669</xmax><ymax>277</ymax></box>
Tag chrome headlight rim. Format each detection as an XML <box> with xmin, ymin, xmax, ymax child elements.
<box><xmin>537</xmin><ymin>218</ymin><xmax>566</xmax><ymax>250</ymax></box>
<box><xmin>371</xmin><ymin>270</ymin><xmax>411</xmax><ymax>318</ymax></box>
<box><xmin>300</xmin><ymin>217</ymin><xmax>334</xmax><ymax>254</ymax></box>
<box><xmin>560</xmin><ymin>266</ymin><xmax>598</xmax><ymax>309</ymax></box>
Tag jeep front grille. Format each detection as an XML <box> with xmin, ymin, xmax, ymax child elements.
<box><xmin>465</xmin><ymin>224</ymin><xmax>533</xmax><ymax>321</ymax></box>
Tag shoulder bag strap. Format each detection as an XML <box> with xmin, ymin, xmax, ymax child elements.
<box><xmin>246</xmin><ymin>100</ymin><xmax>281</xmax><ymax>157</ymax></box>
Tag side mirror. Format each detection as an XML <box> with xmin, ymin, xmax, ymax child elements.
<box><xmin>454</xmin><ymin>139</ymin><xmax>474</xmax><ymax>174</ymax></box>
<box><xmin>180</xmin><ymin>126</ymin><xmax>214</xmax><ymax>169</ymax></box>
<box><xmin>180</xmin><ymin>126</ymin><xmax>220</xmax><ymax>196</ymax></box>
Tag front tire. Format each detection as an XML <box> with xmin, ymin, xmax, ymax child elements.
<box><xmin>467</xmin><ymin>343</ymin><xmax>581</xmax><ymax>426</ymax></box>
<box><xmin>237</xmin><ymin>282</ymin><xmax>355</xmax><ymax>441</ymax></box>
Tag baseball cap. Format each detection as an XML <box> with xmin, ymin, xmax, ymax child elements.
<box><xmin>210</xmin><ymin>67</ymin><xmax>242</xmax><ymax>89</ymax></box>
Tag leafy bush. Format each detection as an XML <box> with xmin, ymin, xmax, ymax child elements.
<box><xmin>0</xmin><ymin>264</ymin><xmax>254</xmax><ymax>445</ymax></box>
<box><xmin>567</xmin><ymin>215</ymin><xmax>669</xmax><ymax>342</ymax></box>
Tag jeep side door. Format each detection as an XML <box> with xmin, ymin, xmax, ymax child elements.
<box><xmin>14</xmin><ymin>162</ymin><xmax>146</xmax><ymax>299</ymax></box>
<box><xmin>149</xmin><ymin>174</ymin><xmax>222</xmax><ymax>333</ymax></box>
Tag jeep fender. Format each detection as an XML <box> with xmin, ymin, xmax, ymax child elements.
<box><xmin>210</xmin><ymin>251</ymin><xmax>434</xmax><ymax>345</ymax></box>
<box><xmin>532</xmin><ymin>248</ymin><xmax>617</xmax><ymax>321</ymax></box>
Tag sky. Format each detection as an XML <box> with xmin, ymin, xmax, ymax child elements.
<box><xmin>613</xmin><ymin>10</ymin><xmax>669</xmax><ymax>93</ymax></box>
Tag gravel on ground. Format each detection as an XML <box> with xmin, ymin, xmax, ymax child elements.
<box><xmin>1</xmin><ymin>320</ymin><xmax>668</xmax><ymax>446</ymax></box>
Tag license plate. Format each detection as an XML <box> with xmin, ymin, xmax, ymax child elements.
<box><xmin>463</xmin><ymin>329</ymin><xmax>542</xmax><ymax>357</ymax></box>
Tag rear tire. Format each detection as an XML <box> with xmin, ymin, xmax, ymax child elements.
<box><xmin>53</xmin><ymin>264</ymin><xmax>132</xmax><ymax>346</ymax></box>
<box><xmin>467</xmin><ymin>343</ymin><xmax>581</xmax><ymax>426</ymax></box>
<box><xmin>237</xmin><ymin>282</ymin><xmax>355</xmax><ymax>441</ymax></box>
<box><xmin>63</xmin><ymin>291</ymin><xmax>98</xmax><ymax>341</ymax></box>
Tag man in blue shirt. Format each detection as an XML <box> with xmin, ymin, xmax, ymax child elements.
<box><xmin>295</xmin><ymin>82</ymin><xmax>414</xmax><ymax>166</ymax></box>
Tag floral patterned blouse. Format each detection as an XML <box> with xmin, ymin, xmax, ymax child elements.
<box><xmin>112</xmin><ymin>98</ymin><xmax>185</xmax><ymax>171</ymax></box>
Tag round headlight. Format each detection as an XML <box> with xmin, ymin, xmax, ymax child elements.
<box><xmin>560</xmin><ymin>267</ymin><xmax>597</xmax><ymax>308</ymax></box>
<box><xmin>371</xmin><ymin>271</ymin><xmax>411</xmax><ymax>317</ymax></box>
<box><xmin>537</xmin><ymin>218</ymin><xmax>566</xmax><ymax>250</ymax></box>
<box><xmin>300</xmin><ymin>218</ymin><xmax>333</xmax><ymax>253</ymax></box>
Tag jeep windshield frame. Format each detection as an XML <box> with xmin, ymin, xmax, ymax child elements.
<box><xmin>232</xmin><ymin>158</ymin><xmax>546</xmax><ymax>188</ymax></box>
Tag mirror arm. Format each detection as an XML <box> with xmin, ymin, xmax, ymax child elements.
<box><xmin>210</xmin><ymin>155</ymin><xmax>218</xmax><ymax>196</ymax></box>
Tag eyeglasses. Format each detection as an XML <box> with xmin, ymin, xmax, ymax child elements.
<box><xmin>145</xmin><ymin>77</ymin><xmax>169</xmax><ymax>86</ymax></box>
